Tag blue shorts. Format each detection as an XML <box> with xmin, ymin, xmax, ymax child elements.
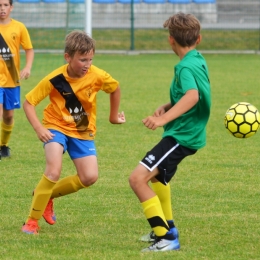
<box><xmin>0</xmin><ymin>86</ymin><xmax>21</xmax><ymax>110</ymax></box>
<box><xmin>44</xmin><ymin>129</ymin><xmax>97</xmax><ymax>160</ymax></box>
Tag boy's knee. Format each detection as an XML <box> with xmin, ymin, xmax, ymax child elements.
<box><xmin>79</xmin><ymin>174</ymin><xmax>98</xmax><ymax>187</ymax></box>
<box><xmin>45</xmin><ymin>171</ymin><xmax>60</xmax><ymax>182</ymax></box>
<box><xmin>129</xmin><ymin>173</ymin><xmax>139</xmax><ymax>190</ymax></box>
<box><xmin>2</xmin><ymin>115</ymin><xmax>13</xmax><ymax>124</ymax></box>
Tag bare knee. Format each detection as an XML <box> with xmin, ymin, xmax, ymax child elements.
<box><xmin>129</xmin><ymin>171</ymin><xmax>146</xmax><ymax>192</ymax></box>
<box><xmin>129</xmin><ymin>173</ymin><xmax>137</xmax><ymax>190</ymax></box>
<box><xmin>2</xmin><ymin>112</ymin><xmax>14</xmax><ymax>124</ymax></box>
<box><xmin>45</xmin><ymin>170</ymin><xmax>61</xmax><ymax>182</ymax></box>
<box><xmin>79</xmin><ymin>173</ymin><xmax>98</xmax><ymax>187</ymax></box>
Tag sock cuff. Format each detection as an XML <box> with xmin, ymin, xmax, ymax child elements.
<box><xmin>141</xmin><ymin>195</ymin><xmax>160</xmax><ymax>210</ymax></box>
<box><xmin>151</xmin><ymin>181</ymin><xmax>170</xmax><ymax>192</ymax></box>
<box><xmin>43</xmin><ymin>174</ymin><xmax>57</xmax><ymax>185</ymax></box>
<box><xmin>1</xmin><ymin>121</ymin><xmax>14</xmax><ymax>130</ymax></box>
<box><xmin>73</xmin><ymin>175</ymin><xmax>88</xmax><ymax>188</ymax></box>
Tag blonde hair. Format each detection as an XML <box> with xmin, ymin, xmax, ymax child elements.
<box><xmin>64</xmin><ymin>30</ymin><xmax>95</xmax><ymax>57</ymax></box>
<box><xmin>163</xmin><ymin>12</ymin><xmax>201</xmax><ymax>47</ymax></box>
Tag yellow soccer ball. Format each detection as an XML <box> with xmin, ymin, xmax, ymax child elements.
<box><xmin>224</xmin><ymin>102</ymin><xmax>260</xmax><ymax>138</ymax></box>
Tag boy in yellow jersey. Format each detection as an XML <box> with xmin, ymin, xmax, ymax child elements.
<box><xmin>129</xmin><ymin>13</ymin><xmax>211</xmax><ymax>252</ymax></box>
<box><xmin>0</xmin><ymin>0</ymin><xmax>34</xmax><ymax>159</ymax></box>
<box><xmin>21</xmin><ymin>30</ymin><xmax>126</xmax><ymax>234</ymax></box>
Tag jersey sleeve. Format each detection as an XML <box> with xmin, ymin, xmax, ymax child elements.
<box><xmin>25</xmin><ymin>78</ymin><xmax>53</xmax><ymax>106</ymax></box>
<box><xmin>100</xmin><ymin>69</ymin><xmax>119</xmax><ymax>94</ymax></box>
<box><xmin>179</xmin><ymin>67</ymin><xmax>198</xmax><ymax>93</ymax></box>
<box><xmin>19</xmin><ymin>23</ymin><xmax>33</xmax><ymax>50</ymax></box>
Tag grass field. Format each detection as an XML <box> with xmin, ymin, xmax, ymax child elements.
<box><xmin>28</xmin><ymin>28</ymin><xmax>260</xmax><ymax>51</ymax></box>
<box><xmin>1</xmin><ymin>53</ymin><xmax>260</xmax><ymax>259</ymax></box>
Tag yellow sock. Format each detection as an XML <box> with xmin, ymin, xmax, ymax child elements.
<box><xmin>152</xmin><ymin>182</ymin><xmax>173</xmax><ymax>221</ymax></box>
<box><xmin>141</xmin><ymin>195</ymin><xmax>169</xmax><ymax>237</ymax></box>
<box><xmin>1</xmin><ymin>121</ymin><xmax>14</xmax><ymax>146</ymax></box>
<box><xmin>28</xmin><ymin>175</ymin><xmax>57</xmax><ymax>221</ymax></box>
<box><xmin>51</xmin><ymin>174</ymin><xmax>87</xmax><ymax>198</ymax></box>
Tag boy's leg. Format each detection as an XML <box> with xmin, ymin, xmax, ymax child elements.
<box><xmin>129</xmin><ymin>164</ymin><xmax>180</xmax><ymax>252</ymax></box>
<box><xmin>28</xmin><ymin>175</ymin><xmax>57</xmax><ymax>221</ymax></box>
<box><xmin>50</xmin><ymin>137</ymin><xmax>97</xmax><ymax>198</ymax></box>
<box><xmin>43</xmin><ymin>138</ymin><xmax>98</xmax><ymax>225</ymax></box>
<box><xmin>22</xmin><ymin>141</ymin><xmax>63</xmax><ymax>234</ymax></box>
<box><xmin>51</xmin><ymin>174</ymin><xmax>87</xmax><ymax>198</ymax></box>
<box><xmin>42</xmin><ymin>175</ymin><xmax>87</xmax><ymax>225</ymax></box>
<box><xmin>1</xmin><ymin>118</ymin><xmax>14</xmax><ymax>157</ymax></box>
<box><xmin>1</xmin><ymin>87</ymin><xmax>20</xmax><ymax>157</ymax></box>
<box><xmin>140</xmin><ymin>181</ymin><xmax>179</xmax><ymax>242</ymax></box>
<box><xmin>130</xmin><ymin>138</ymin><xmax>195</xmax><ymax>251</ymax></box>
<box><xmin>142</xmin><ymin>195</ymin><xmax>171</xmax><ymax>237</ymax></box>
<box><xmin>151</xmin><ymin>181</ymin><xmax>173</xmax><ymax>221</ymax></box>
<box><xmin>22</xmin><ymin>175</ymin><xmax>57</xmax><ymax>234</ymax></box>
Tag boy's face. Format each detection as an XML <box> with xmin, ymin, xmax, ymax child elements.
<box><xmin>0</xmin><ymin>0</ymin><xmax>13</xmax><ymax>21</ymax></box>
<box><xmin>65</xmin><ymin>50</ymin><xmax>94</xmax><ymax>79</ymax></box>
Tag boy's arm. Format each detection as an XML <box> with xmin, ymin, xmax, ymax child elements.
<box><xmin>143</xmin><ymin>89</ymin><xmax>199</xmax><ymax>130</ymax></box>
<box><xmin>23</xmin><ymin>100</ymin><xmax>54</xmax><ymax>142</ymax></box>
<box><xmin>109</xmin><ymin>86</ymin><xmax>126</xmax><ymax>124</ymax></box>
<box><xmin>20</xmin><ymin>49</ymin><xmax>34</xmax><ymax>80</ymax></box>
<box><xmin>153</xmin><ymin>102</ymin><xmax>172</xmax><ymax>117</ymax></box>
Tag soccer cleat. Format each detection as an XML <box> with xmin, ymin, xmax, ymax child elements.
<box><xmin>43</xmin><ymin>198</ymin><xmax>56</xmax><ymax>225</ymax></box>
<box><xmin>0</xmin><ymin>145</ymin><xmax>11</xmax><ymax>157</ymax></box>
<box><xmin>140</xmin><ymin>227</ymin><xmax>179</xmax><ymax>242</ymax></box>
<box><xmin>141</xmin><ymin>237</ymin><xmax>180</xmax><ymax>252</ymax></box>
<box><xmin>140</xmin><ymin>231</ymin><xmax>157</xmax><ymax>242</ymax></box>
<box><xmin>21</xmin><ymin>219</ymin><xmax>40</xmax><ymax>234</ymax></box>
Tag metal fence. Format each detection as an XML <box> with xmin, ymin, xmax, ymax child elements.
<box><xmin>11</xmin><ymin>0</ymin><xmax>260</xmax><ymax>51</ymax></box>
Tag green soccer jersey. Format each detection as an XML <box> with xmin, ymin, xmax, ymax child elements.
<box><xmin>163</xmin><ymin>49</ymin><xmax>211</xmax><ymax>150</ymax></box>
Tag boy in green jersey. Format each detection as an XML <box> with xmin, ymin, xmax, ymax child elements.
<box><xmin>129</xmin><ymin>12</ymin><xmax>211</xmax><ymax>252</ymax></box>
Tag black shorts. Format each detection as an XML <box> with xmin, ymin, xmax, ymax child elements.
<box><xmin>140</xmin><ymin>137</ymin><xmax>197</xmax><ymax>185</ymax></box>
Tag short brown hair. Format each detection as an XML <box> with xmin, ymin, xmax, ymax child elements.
<box><xmin>64</xmin><ymin>30</ymin><xmax>95</xmax><ymax>57</ymax></box>
<box><xmin>163</xmin><ymin>12</ymin><xmax>201</xmax><ymax>47</ymax></box>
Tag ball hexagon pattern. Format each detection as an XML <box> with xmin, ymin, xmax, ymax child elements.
<box><xmin>224</xmin><ymin>102</ymin><xmax>260</xmax><ymax>138</ymax></box>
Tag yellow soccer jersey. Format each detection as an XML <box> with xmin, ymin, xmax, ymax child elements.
<box><xmin>0</xmin><ymin>19</ymin><xmax>33</xmax><ymax>88</ymax></box>
<box><xmin>26</xmin><ymin>64</ymin><xmax>119</xmax><ymax>140</ymax></box>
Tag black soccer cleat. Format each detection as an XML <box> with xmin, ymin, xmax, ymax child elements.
<box><xmin>0</xmin><ymin>145</ymin><xmax>11</xmax><ymax>158</ymax></box>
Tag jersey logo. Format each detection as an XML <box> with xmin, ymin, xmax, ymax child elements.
<box><xmin>62</xmin><ymin>92</ymin><xmax>71</xmax><ymax>95</ymax></box>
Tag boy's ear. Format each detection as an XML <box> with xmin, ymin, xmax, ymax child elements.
<box><xmin>196</xmin><ymin>34</ymin><xmax>202</xmax><ymax>45</ymax></box>
<box><xmin>64</xmin><ymin>53</ymin><xmax>70</xmax><ymax>63</ymax></box>
<box><xmin>168</xmin><ymin>35</ymin><xmax>175</xmax><ymax>45</ymax></box>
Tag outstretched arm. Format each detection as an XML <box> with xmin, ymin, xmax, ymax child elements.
<box><xmin>109</xmin><ymin>86</ymin><xmax>126</xmax><ymax>124</ymax></box>
<box><xmin>23</xmin><ymin>100</ymin><xmax>54</xmax><ymax>142</ymax></box>
<box><xmin>20</xmin><ymin>49</ymin><xmax>34</xmax><ymax>80</ymax></box>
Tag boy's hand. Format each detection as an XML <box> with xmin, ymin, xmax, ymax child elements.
<box><xmin>20</xmin><ymin>67</ymin><xmax>31</xmax><ymax>80</ymax></box>
<box><xmin>153</xmin><ymin>106</ymin><xmax>166</xmax><ymax>117</ymax></box>
<box><xmin>35</xmin><ymin>126</ymin><xmax>55</xmax><ymax>143</ymax></box>
<box><xmin>142</xmin><ymin>116</ymin><xmax>164</xmax><ymax>130</ymax></box>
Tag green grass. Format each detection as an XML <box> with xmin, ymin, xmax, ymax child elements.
<box><xmin>1</xmin><ymin>53</ymin><xmax>260</xmax><ymax>259</ymax></box>
<box><xmin>28</xmin><ymin>28</ymin><xmax>260</xmax><ymax>51</ymax></box>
